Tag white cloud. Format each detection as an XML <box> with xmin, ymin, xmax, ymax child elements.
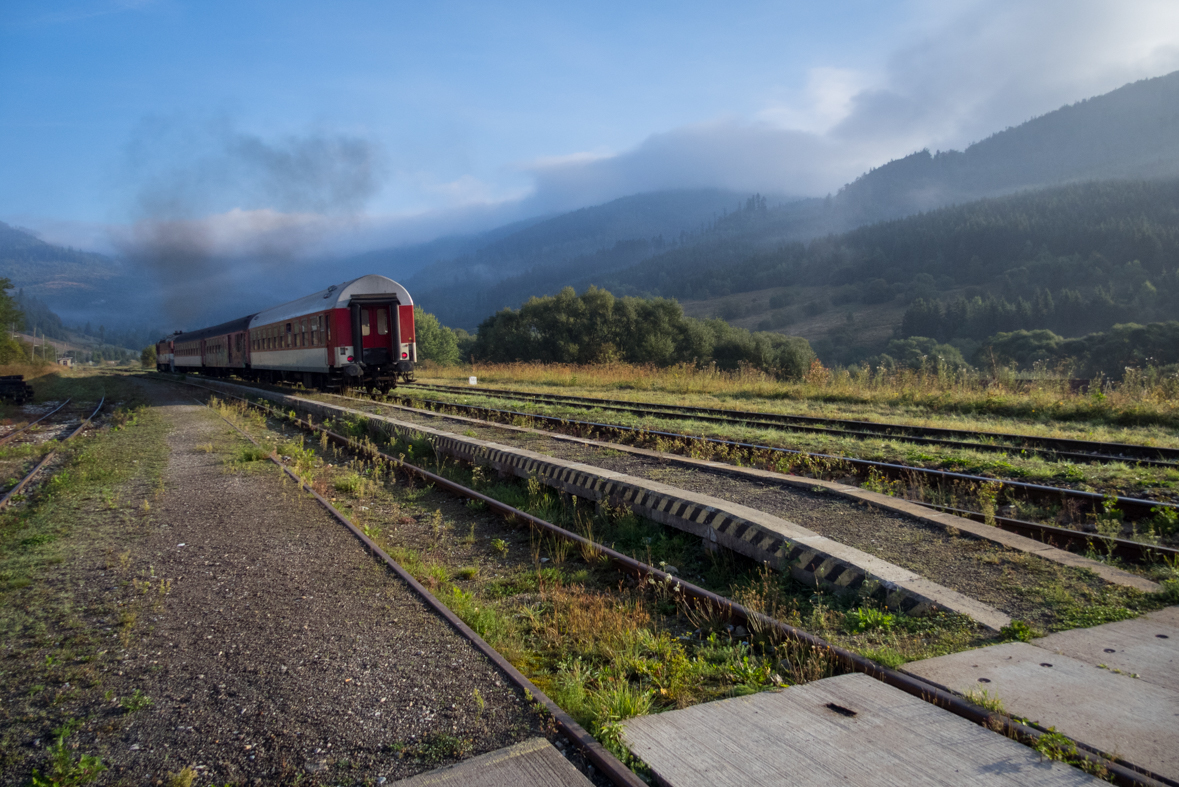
<box><xmin>755</xmin><ymin>67</ymin><xmax>879</xmax><ymax>134</ymax></box>
<box><xmin>51</xmin><ymin>0</ymin><xmax>1179</xmax><ymax>275</ymax></box>
<box><xmin>517</xmin><ymin>0</ymin><xmax>1179</xmax><ymax>212</ymax></box>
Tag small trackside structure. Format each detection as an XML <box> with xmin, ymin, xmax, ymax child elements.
<box><xmin>0</xmin><ymin>376</ymin><xmax>34</xmax><ymax>404</ymax></box>
<box><xmin>156</xmin><ymin>275</ymin><xmax>417</xmax><ymax>393</ymax></box>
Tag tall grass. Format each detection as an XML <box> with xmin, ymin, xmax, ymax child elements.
<box><xmin>424</xmin><ymin>361</ymin><xmax>1179</xmax><ymax>428</ymax></box>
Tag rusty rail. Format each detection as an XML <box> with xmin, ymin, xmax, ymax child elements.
<box><xmin>0</xmin><ymin>396</ymin><xmax>104</xmax><ymax>510</ymax></box>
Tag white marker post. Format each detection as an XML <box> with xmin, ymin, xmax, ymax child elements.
<box><xmin>469</xmin><ymin>376</ymin><xmax>478</xmax><ymax>386</ymax></box>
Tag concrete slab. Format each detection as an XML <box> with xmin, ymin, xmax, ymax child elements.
<box><xmin>207</xmin><ymin>380</ymin><xmax>1012</xmax><ymax>630</ymax></box>
<box><xmin>393</xmin><ymin>738</ymin><xmax>593</xmax><ymax>786</ymax></box>
<box><xmin>1033</xmin><ymin>606</ymin><xmax>1179</xmax><ymax>693</ymax></box>
<box><xmin>903</xmin><ymin>642</ymin><xmax>1179</xmax><ymax>782</ymax></box>
<box><xmin>620</xmin><ymin>673</ymin><xmax>1099</xmax><ymax>787</ymax></box>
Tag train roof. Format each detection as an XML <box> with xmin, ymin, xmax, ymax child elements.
<box><xmin>248</xmin><ymin>274</ymin><xmax>413</xmax><ymax>328</ymax></box>
<box><xmin>170</xmin><ymin>314</ymin><xmax>256</xmax><ymax>344</ymax></box>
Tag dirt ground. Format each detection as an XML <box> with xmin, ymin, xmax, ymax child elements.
<box><xmin>4</xmin><ymin>382</ymin><xmax>545</xmax><ymax>786</ymax></box>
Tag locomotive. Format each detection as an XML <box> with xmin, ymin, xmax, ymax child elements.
<box><xmin>156</xmin><ymin>274</ymin><xmax>417</xmax><ymax>393</ymax></box>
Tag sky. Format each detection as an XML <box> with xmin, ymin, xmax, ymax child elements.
<box><xmin>2</xmin><ymin>0</ymin><xmax>1179</xmax><ymax>259</ymax></box>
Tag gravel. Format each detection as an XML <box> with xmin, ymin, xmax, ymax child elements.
<box><xmin>101</xmin><ymin>389</ymin><xmax>543</xmax><ymax>785</ymax></box>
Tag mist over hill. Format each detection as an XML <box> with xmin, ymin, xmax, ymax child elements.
<box><xmin>409</xmin><ymin>71</ymin><xmax>1179</xmax><ymax>329</ymax></box>
<box><xmin>831</xmin><ymin>70</ymin><xmax>1179</xmax><ymax>225</ymax></box>
<box><xmin>6</xmin><ymin>71</ymin><xmax>1179</xmax><ymax>346</ymax></box>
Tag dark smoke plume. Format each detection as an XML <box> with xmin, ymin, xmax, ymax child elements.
<box><xmin>116</xmin><ymin>121</ymin><xmax>385</xmax><ymax>326</ymax></box>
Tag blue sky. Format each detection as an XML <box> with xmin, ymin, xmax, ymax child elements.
<box><xmin>2</xmin><ymin>0</ymin><xmax>1178</xmax><ymax>255</ymax></box>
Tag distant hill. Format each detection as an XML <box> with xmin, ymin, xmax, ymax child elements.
<box><xmin>0</xmin><ymin>223</ymin><xmax>159</xmax><ymax>346</ymax></box>
<box><xmin>831</xmin><ymin>70</ymin><xmax>1179</xmax><ymax>225</ymax></box>
<box><xmin>407</xmin><ymin>71</ymin><xmax>1179</xmax><ymax>328</ymax></box>
<box><xmin>0</xmin><ymin>222</ymin><xmax>122</xmax><ymax>306</ymax></box>
<box><xmin>405</xmin><ymin>188</ymin><xmax>779</xmax><ymax>326</ymax></box>
<box><xmin>627</xmin><ymin>178</ymin><xmax>1179</xmax><ymax>364</ymax></box>
<box><xmin>7</xmin><ymin>71</ymin><xmax>1179</xmax><ymax>342</ymax></box>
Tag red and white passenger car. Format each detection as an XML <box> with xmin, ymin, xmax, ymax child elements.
<box><xmin>156</xmin><ymin>274</ymin><xmax>416</xmax><ymax>392</ymax></box>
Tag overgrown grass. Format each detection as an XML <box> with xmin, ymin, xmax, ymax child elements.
<box><xmin>213</xmin><ymin>391</ymin><xmax>1178</xmax><ymax>776</ymax></box>
<box><xmin>214</xmin><ymin>397</ymin><xmax>846</xmax><ymax>767</ymax></box>
<box><xmin>420</xmin><ymin>361</ymin><xmax>1179</xmax><ymax>435</ymax></box>
<box><xmin>0</xmin><ymin>374</ymin><xmax>170</xmax><ymax>784</ymax></box>
<box><xmin>377</xmin><ymin>387</ymin><xmax>1179</xmax><ymax>547</ymax></box>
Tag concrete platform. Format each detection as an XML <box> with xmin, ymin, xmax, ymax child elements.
<box><xmin>217</xmin><ymin>381</ymin><xmax>1011</xmax><ymax>630</ymax></box>
<box><xmin>620</xmin><ymin>673</ymin><xmax>1099</xmax><ymax>786</ymax></box>
<box><xmin>903</xmin><ymin>640</ymin><xmax>1179</xmax><ymax>782</ymax></box>
<box><xmin>1033</xmin><ymin>606</ymin><xmax>1179</xmax><ymax>692</ymax></box>
<box><xmin>393</xmin><ymin>738</ymin><xmax>593</xmax><ymax>786</ymax></box>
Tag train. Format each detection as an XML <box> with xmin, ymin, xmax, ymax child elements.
<box><xmin>156</xmin><ymin>274</ymin><xmax>417</xmax><ymax>393</ymax></box>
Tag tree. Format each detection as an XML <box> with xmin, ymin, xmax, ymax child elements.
<box><xmin>141</xmin><ymin>345</ymin><xmax>157</xmax><ymax>368</ymax></box>
<box><xmin>413</xmin><ymin>307</ymin><xmax>461</xmax><ymax>365</ymax></box>
<box><xmin>0</xmin><ymin>278</ymin><xmax>25</xmax><ymax>363</ymax></box>
<box><xmin>468</xmin><ymin>285</ymin><xmax>815</xmax><ymax>379</ymax></box>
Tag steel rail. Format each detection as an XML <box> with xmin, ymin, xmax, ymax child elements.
<box><xmin>195</xmin><ymin>394</ymin><xmax>646</xmax><ymax>787</ymax></box>
<box><xmin>0</xmin><ymin>398</ymin><xmax>72</xmax><ymax>448</ymax></box>
<box><xmin>407</xmin><ymin>382</ymin><xmax>1179</xmax><ymax>467</ymax></box>
<box><xmin>188</xmin><ymin>379</ymin><xmax>1169</xmax><ymax>787</ymax></box>
<box><xmin>368</xmin><ymin>391</ymin><xmax>1179</xmax><ymax>521</ymax></box>
<box><xmin>356</xmin><ymin>392</ymin><xmax>1179</xmax><ymax>563</ymax></box>
<box><xmin>0</xmin><ymin>396</ymin><xmax>105</xmax><ymax>509</ymax></box>
<box><xmin>170</xmin><ymin>373</ymin><xmax>1179</xmax><ymax>560</ymax></box>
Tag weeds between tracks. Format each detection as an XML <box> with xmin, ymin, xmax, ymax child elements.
<box><xmin>369</xmin><ymin>389</ymin><xmax>1179</xmax><ymax>557</ymax></box>
<box><xmin>208</xmin><ymin>394</ymin><xmax>1064</xmax><ymax>766</ymax></box>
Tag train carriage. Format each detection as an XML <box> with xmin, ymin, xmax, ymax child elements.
<box><xmin>156</xmin><ymin>274</ymin><xmax>416</xmax><ymax>392</ymax></box>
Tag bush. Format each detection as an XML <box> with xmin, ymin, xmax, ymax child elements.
<box><xmin>470</xmin><ymin>286</ymin><xmax>815</xmax><ymax>380</ymax></box>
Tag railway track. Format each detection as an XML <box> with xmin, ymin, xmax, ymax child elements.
<box><xmin>368</xmin><ymin>388</ymin><xmax>1179</xmax><ymax>542</ymax></box>
<box><xmin>406</xmin><ymin>382</ymin><xmax>1179</xmax><ymax>468</ymax></box>
<box><xmin>350</xmin><ymin>392</ymin><xmax>1179</xmax><ymax>563</ymax></box>
<box><xmin>0</xmin><ymin>395</ymin><xmax>105</xmax><ymax>509</ymax></box>
<box><xmin>159</xmin><ymin>372</ymin><xmax>1179</xmax><ymax>561</ymax></box>
<box><xmin>179</xmin><ymin>377</ymin><xmax>1166</xmax><ymax>787</ymax></box>
<box><xmin>0</xmin><ymin>398</ymin><xmax>73</xmax><ymax>448</ymax></box>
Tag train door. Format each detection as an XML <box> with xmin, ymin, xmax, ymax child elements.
<box><xmin>351</xmin><ymin>303</ymin><xmax>394</xmax><ymax>366</ymax></box>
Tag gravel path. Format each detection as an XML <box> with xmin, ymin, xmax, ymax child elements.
<box><xmin>346</xmin><ymin>398</ymin><xmax>1117</xmax><ymax>625</ymax></box>
<box><xmin>106</xmin><ymin>389</ymin><xmax>543</xmax><ymax>785</ymax></box>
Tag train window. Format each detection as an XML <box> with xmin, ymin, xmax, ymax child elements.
<box><xmin>285</xmin><ymin>323</ymin><xmax>292</xmax><ymax>347</ymax></box>
<box><xmin>361</xmin><ymin>308</ymin><xmax>371</xmax><ymax>336</ymax></box>
<box><xmin>325</xmin><ymin>315</ymin><xmax>331</xmax><ymax>342</ymax></box>
<box><xmin>377</xmin><ymin>308</ymin><xmax>388</xmax><ymax>335</ymax></box>
<box><xmin>311</xmin><ymin>317</ymin><xmax>319</xmax><ymax>345</ymax></box>
<box><xmin>301</xmin><ymin>319</ymin><xmax>308</xmax><ymax>347</ymax></box>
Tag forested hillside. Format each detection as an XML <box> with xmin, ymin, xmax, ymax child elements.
<box><xmin>591</xmin><ymin>178</ymin><xmax>1179</xmax><ymax>364</ymax></box>
<box><xmin>833</xmin><ymin>70</ymin><xmax>1179</xmax><ymax>225</ymax></box>
<box><xmin>408</xmin><ymin>189</ymin><xmax>778</xmax><ymax>326</ymax></box>
<box><xmin>412</xmin><ymin>71</ymin><xmax>1179</xmax><ymax>329</ymax></box>
<box><xmin>0</xmin><ymin>221</ymin><xmax>126</xmax><ymax>325</ymax></box>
